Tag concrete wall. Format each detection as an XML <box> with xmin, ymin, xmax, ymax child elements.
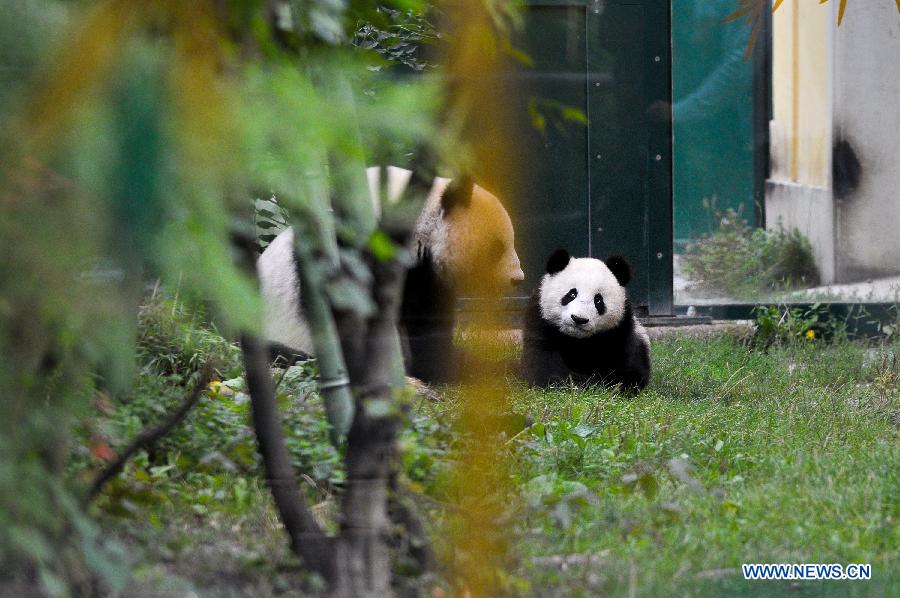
<box><xmin>765</xmin><ymin>180</ymin><xmax>835</xmax><ymax>283</ymax></box>
<box><xmin>832</xmin><ymin>0</ymin><xmax>900</xmax><ymax>281</ymax></box>
<box><xmin>766</xmin><ymin>0</ymin><xmax>900</xmax><ymax>284</ymax></box>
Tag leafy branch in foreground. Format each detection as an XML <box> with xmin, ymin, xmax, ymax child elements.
<box><xmin>726</xmin><ymin>0</ymin><xmax>900</xmax><ymax>60</ymax></box>
<box><xmin>1</xmin><ymin>0</ymin><xmax>436</xmax><ymax>593</ymax></box>
<box><xmin>236</xmin><ymin>168</ymin><xmax>428</xmax><ymax>591</ymax></box>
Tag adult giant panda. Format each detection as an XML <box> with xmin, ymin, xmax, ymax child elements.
<box><xmin>256</xmin><ymin>166</ymin><xmax>525</xmax><ymax>384</ymax></box>
<box><xmin>520</xmin><ymin>249</ymin><xmax>651</xmax><ymax>391</ymax></box>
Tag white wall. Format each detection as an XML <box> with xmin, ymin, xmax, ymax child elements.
<box><xmin>766</xmin><ymin>0</ymin><xmax>900</xmax><ymax>283</ymax></box>
<box><xmin>765</xmin><ymin>181</ymin><xmax>835</xmax><ymax>283</ymax></box>
<box><xmin>832</xmin><ymin>0</ymin><xmax>900</xmax><ymax>281</ymax></box>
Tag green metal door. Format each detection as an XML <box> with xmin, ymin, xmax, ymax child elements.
<box><xmin>500</xmin><ymin>0</ymin><xmax>672</xmax><ymax>315</ymax></box>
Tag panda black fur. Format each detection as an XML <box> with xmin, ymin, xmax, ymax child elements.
<box><xmin>520</xmin><ymin>249</ymin><xmax>651</xmax><ymax>391</ymax></box>
<box><xmin>256</xmin><ymin>167</ymin><xmax>524</xmax><ymax>384</ymax></box>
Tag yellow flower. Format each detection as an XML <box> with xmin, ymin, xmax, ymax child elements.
<box><xmin>207</xmin><ymin>379</ymin><xmax>223</xmax><ymax>398</ymax></box>
<box><xmin>805</xmin><ymin>330</ymin><xmax>815</xmax><ymax>340</ymax></box>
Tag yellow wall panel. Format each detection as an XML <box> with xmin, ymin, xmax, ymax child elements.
<box><xmin>770</xmin><ymin>0</ymin><xmax>830</xmax><ymax>187</ymax></box>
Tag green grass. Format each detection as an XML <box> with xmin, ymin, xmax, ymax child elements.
<box><xmin>501</xmin><ymin>336</ymin><xmax>898</xmax><ymax>596</ymax></box>
<box><xmin>77</xmin><ymin>304</ymin><xmax>899</xmax><ymax>595</ymax></box>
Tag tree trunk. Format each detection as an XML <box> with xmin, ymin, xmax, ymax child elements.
<box><xmin>335</xmin><ymin>252</ymin><xmax>409</xmax><ymax>596</ymax></box>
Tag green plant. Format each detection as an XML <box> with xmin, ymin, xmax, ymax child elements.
<box><xmin>750</xmin><ymin>303</ymin><xmax>840</xmax><ymax>348</ymax></box>
<box><xmin>683</xmin><ymin>208</ymin><xmax>820</xmax><ymax>298</ymax></box>
<box><xmin>254</xmin><ymin>195</ymin><xmax>291</xmax><ymax>251</ymax></box>
<box><xmin>78</xmin><ymin>292</ymin><xmax>342</xmax><ymax>508</ymax></box>
<box><xmin>353</xmin><ymin>6</ymin><xmax>439</xmax><ymax>72</ymax></box>
<box><xmin>136</xmin><ymin>290</ymin><xmax>243</xmax><ymax>384</ymax></box>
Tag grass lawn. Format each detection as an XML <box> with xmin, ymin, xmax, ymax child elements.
<box><xmin>86</xmin><ymin>310</ymin><xmax>898</xmax><ymax>596</ymax></box>
<box><xmin>500</xmin><ymin>336</ymin><xmax>898</xmax><ymax>596</ymax></box>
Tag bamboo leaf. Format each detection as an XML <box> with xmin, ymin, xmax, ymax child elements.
<box><xmin>527</xmin><ymin>98</ymin><xmax>545</xmax><ymax>133</ymax></box>
<box><xmin>724</xmin><ymin>1</ymin><xmax>757</xmax><ymax>24</ymax></box>
<box><xmin>561</xmin><ymin>106</ymin><xmax>588</xmax><ymax>125</ymax></box>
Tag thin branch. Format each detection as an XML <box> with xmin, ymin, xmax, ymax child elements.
<box><xmin>232</xmin><ymin>230</ymin><xmax>338</xmax><ymax>582</ymax></box>
<box><xmin>85</xmin><ymin>363</ymin><xmax>215</xmax><ymax>503</ymax></box>
<box><xmin>241</xmin><ymin>332</ymin><xmax>337</xmax><ymax>582</ymax></box>
<box><xmin>336</xmin><ymin>246</ymin><xmax>411</xmax><ymax>595</ymax></box>
<box><xmin>293</xmin><ymin>222</ymin><xmax>356</xmax><ymax>445</ymax></box>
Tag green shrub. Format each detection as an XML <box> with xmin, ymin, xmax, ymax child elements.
<box><xmin>683</xmin><ymin>208</ymin><xmax>819</xmax><ymax>297</ymax></box>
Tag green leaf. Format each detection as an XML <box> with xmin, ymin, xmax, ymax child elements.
<box><xmin>369</xmin><ymin>230</ymin><xmax>398</xmax><ymax>261</ymax></box>
<box><xmin>639</xmin><ymin>473</ymin><xmax>659</xmax><ymax>500</ymax></box>
<box><xmin>324</xmin><ymin>276</ymin><xmax>376</xmax><ymax>317</ymax></box>
<box><xmin>527</xmin><ymin>98</ymin><xmax>546</xmax><ymax>133</ymax></box>
<box><xmin>561</xmin><ymin>106</ymin><xmax>588</xmax><ymax>125</ymax></box>
<box><xmin>38</xmin><ymin>568</ymin><xmax>66</xmax><ymax>598</ymax></box>
<box><xmin>363</xmin><ymin>398</ymin><xmax>395</xmax><ymax>418</ymax></box>
<box><xmin>572</xmin><ymin>423</ymin><xmax>595</xmax><ymax>438</ymax></box>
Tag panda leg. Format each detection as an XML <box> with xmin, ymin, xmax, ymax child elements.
<box><xmin>520</xmin><ymin>344</ymin><xmax>572</xmax><ymax>388</ymax></box>
<box><xmin>618</xmin><ymin>339</ymin><xmax>651</xmax><ymax>391</ymax></box>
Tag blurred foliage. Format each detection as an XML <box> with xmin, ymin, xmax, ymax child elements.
<box><xmin>354</xmin><ymin>5</ymin><xmax>439</xmax><ymax>72</ymax></box>
<box><xmin>683</xmin><ymin>206</ymin><xmax>820</xmax><ymax>298</ymax></box>
<box><xmin>0</xmin><ymin>0</ymin><xmax>441</xmax><ymax>593</ymax></box>
<box><xmin>727</xmin><ymin>0</ymin><xmax>900</xmax><ymax>59</ymax></box>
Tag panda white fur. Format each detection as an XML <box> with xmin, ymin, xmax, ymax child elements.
<box><xmin>520</xmin><ymin>249</ymin><xmax>651</xmax><ymax>390</ymax></box>
<box><xmin>256</xmin><ymin>166</ymin><xmax>525</xmax><ymax>383</ymax></box>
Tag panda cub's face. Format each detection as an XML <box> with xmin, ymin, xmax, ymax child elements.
<box><xmin>539</xmin><ymin>249</ymin><xmax>631</xmax><ymax>339</ymax></box>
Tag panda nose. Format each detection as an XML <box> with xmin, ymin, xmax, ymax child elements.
<box><xmin>571</xmin><ymin>314</ymin><xmax>589</xmax><ymax>326</ymax></box>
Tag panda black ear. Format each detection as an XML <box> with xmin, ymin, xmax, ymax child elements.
<box><xmin>546</xmin><ymin>249</ymin><xmax>571</xmax><ymax>274</ymax></box>
<box><xmin>440</xmin><ymin>175</ymin><xmax>474</xmax><ymax>213</ymax></box>
<box><xmin>605</xmin><ymin>255</ymin><xmax>631</xmax><ymax>286</ymax></box>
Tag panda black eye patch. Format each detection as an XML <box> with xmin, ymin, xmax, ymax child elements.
<box><xmin>489</xmin><ymin>238</ymin><xmax>505</xmax><ymax>259</ymax></box>
<box><xmin>561</xmin><ymin>288</ymin><xmax>578</xmax><ymax>305</ymax></box>
<box><xmin>594</xmin><ymin>293</ymin><xmax>606</xmax><ymax>315</ymax></box>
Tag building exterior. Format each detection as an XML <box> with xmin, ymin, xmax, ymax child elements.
<box><xmin>766</xmin><ymin>0</ymin><xmax>900</xmax><ymax>284</ymax></box>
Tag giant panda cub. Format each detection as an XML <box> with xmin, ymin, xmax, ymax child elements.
<box><xmin>256</xmin><ymin>167</ymin><xmax>525</xmax><ymax>384</ymax></box>
<box><xmin>520</xmin><ymin>249</ymin><xmax>651</xmax><ymax>391</ymax></box>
